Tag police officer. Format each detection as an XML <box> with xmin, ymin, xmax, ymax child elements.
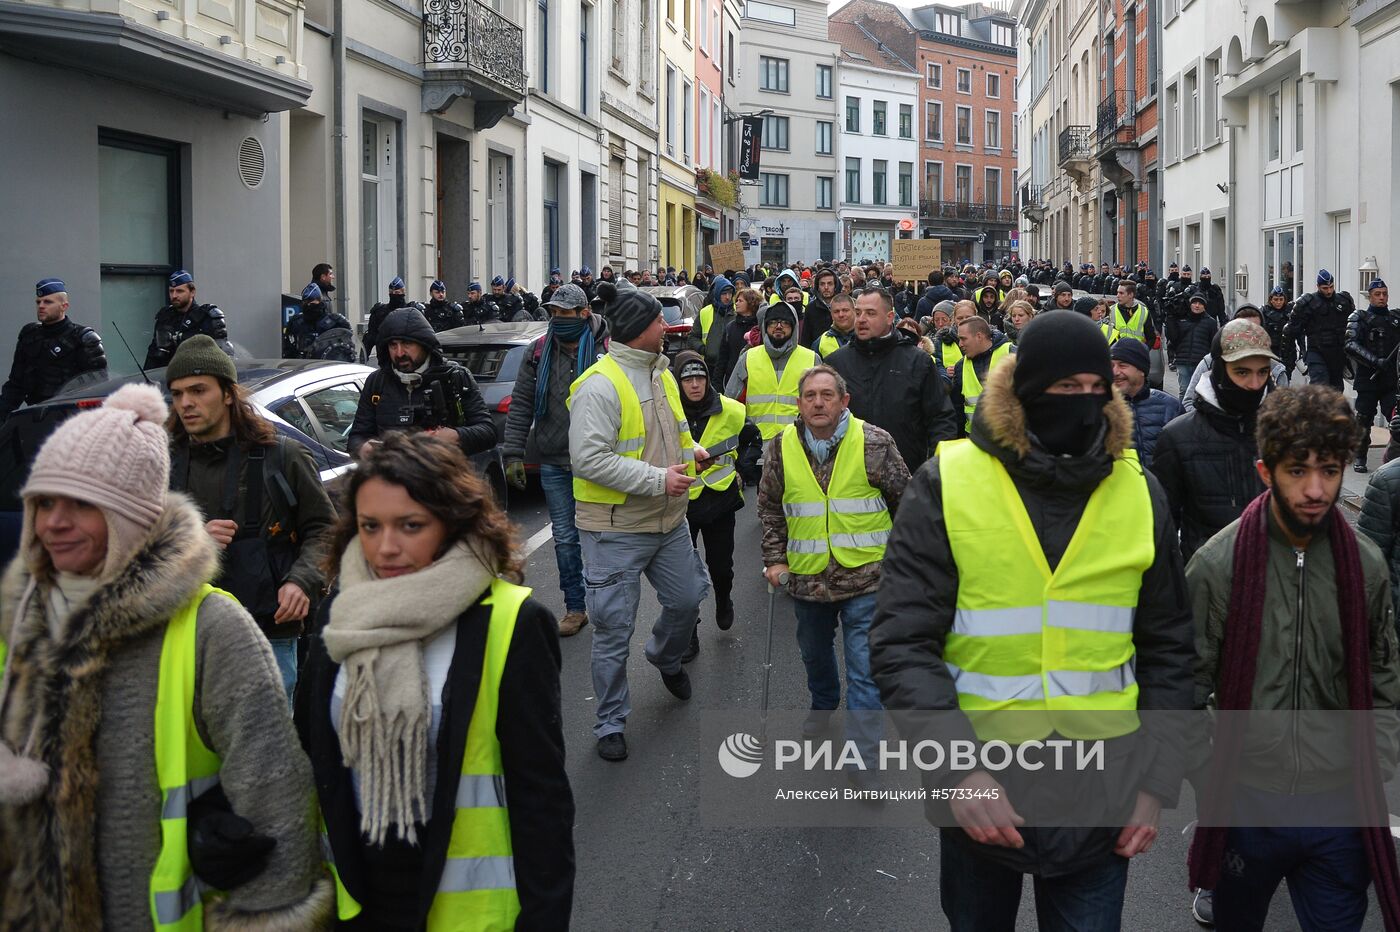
<box><xmin>422</xmin><ymin>279</ymin><xmax>466</xmax><ymax>331</ymax></box>
<box><xmin>346</xmin><ymin>306</ymin><xmax>496</xmax><ymax>458</ymax></box>
<box><xmin>462</xmin><ymin>282</ymin><xmax>499</xmax><ymax>326</ymax></box>
<box><xmin>487</xmin><ymin>275</ymin><xmax>526</xmax><ymax>321</ymax></box>
<box><xmin>1194</xmin><ymin>267</ymin><xmax>1227</xmax><ymax>325</ymax></box>
<box><xmin>0</xmin><ymin>278</ymin><xmax>107</xmax><ymax>421</ymax></box>
<box><xmin>282</xmin><ymin>283</ymin><xmax>354</xmax><ymax>360</ymax></box>
<box><xmin>1260</xmin><ymin>285</ymin><xmax>1295</xmax><ymax>376</ymax></box>
<box><xmin>1283</xmin><ymin>269</ymin><xmax>1355</xmax><ymax>390</ymax></box>
<box><xmin>143</xmin><ymin>269</ymin><xmax>233</xmax><ymax>370</ymax></box>
<box><xmin>1345</xmin><ymin>278</ymin><xmax>1400</xmax><ymax>472</ymax></box>
<box><xmin>1164</xmin><ymin>264</ymin><xmax>1194</xmax><ymax>317</ymax></box>
<box><xmin>363</xmin><ymin>275</ymin><xmax>417</xmax><ymax>364</ymax></box>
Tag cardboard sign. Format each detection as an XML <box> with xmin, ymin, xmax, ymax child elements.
<box><xmin>891</xmin><ymin>239</ymin><xmax>941</xmax><ymax>282</ymax></box>
<box><xmin>709</xmin><ymin>240</ymin><xmax>747</xmax><ymax>273</ymax></box>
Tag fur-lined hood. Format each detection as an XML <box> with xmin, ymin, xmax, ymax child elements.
<box><xmin>971</xmin><ymin>353</ymin><xmax>1134</xmax><ymax>461</ymax></box>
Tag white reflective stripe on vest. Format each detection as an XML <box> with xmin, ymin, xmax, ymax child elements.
<box><xmin>829</xmin><ymin>497</ymin><xmax>888</xmax><ymax>514</ymax></box>
<box><xmin>746</xmin><ymin>394</ymin><xmax>790</xmax><ymax>404</ymax></box>
<box><xmin>160</xmin><ymin>774</ymin><xmax>222</xmax><ymax>819</ymax></box>
<box><xmin>1046</xmin><ymin>663</ymin><xmax>1136</xmax><ymax>698</ymax></box>
<box><xmin>701</xmin><ymin>464</ymin><xmax>735</xmax><ymax>486</ymax></box>
<box><xmin>615</xmin><ymin>437</ymin><xmax>645</xmax><ymax>454</ymax></box>
<box><xmin>783</xmin><ymin>501</ymin><xmax>826</xmax><ymax>517</ymax></box>
<box><xmin>829</xmin><ymin>530</ymin><xmax>890</xmax><ymax>548</ymax></box>
<box><xmin>1047</xmin><ymin>602</ymin><xmax>1135</xmax><ymax>634</ymax></box>
<box><xmin>155</xmin><ymin>875</ymin><xmax>203</xmax><ymax>925</ymax></box>
<box><xmin>952</xmin><ymin>606</ymin><xmax>1043</xmax><ymax>637</ymax></box>
<box><xmin>946</xmin><ymin>662</ymin><xmax>1045</xmax><ymax>701</ymax></box>
<box><xmin>753</xmin><ymin>413</ymin><xmax>797</xmax><ymax>424</ymax></box>
<box><xmin>455</xmin><ymin>773</ymin><xmax>508</xmax><ymax>809</ymax></box>
<box><xmin>787</xmin><ymin>539</ymin><xmax>830</xmax><ymax>553</ymax></box>
<box><xmin>438</xmin><ymin>855</ymin><xmax>518</xmax><ymax>892</ymax></box>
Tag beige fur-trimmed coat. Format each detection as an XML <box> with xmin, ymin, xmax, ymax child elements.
<box><xmin>0</xmin><ymin>493</ymin><xmax>332</xmax><ymax>930</ymax></box>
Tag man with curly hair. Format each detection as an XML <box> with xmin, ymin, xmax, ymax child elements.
<box><xmin>1185</xmin><ymin>385</ymin><xmax>1400</xmax><ymax>931</ymax></box>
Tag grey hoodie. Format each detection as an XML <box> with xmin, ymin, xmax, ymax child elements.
<box><xmin>724</xmin><ymin>303</ymin><xmax>819</xmax><ymax>399</ymax></box>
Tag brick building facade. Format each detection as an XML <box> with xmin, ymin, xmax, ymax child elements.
<box><xmin>1097</xmin><ymin>0</ymin><xmax>1159</xmax><ymax>268</ymax></box>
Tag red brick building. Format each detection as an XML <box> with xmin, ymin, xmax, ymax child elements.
<box><xmin>832</xmin><ymin>0</ymin><xmax>1019</xmax><ymax>265</ymax></box>
<box><xmin>1096</xmin><ymin>0</ymin><xmax>1159</xmax><ymax>266</ymax></box>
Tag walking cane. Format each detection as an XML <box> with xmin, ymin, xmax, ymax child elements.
<box><xmin>759</xmin><ymin>570</ymin><xmax>789</xmax><ymax>745</ymax></box>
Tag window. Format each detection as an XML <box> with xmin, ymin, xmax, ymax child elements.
<box><xmin>1295</xmin><ymin>77</ymin><xmax>1304</xmax><ymax>154</ymax></box>
<box><xmin>1204</xmin><ymin>55</ymin><xmax>1220</xmax><ymax>145</ymax></box>
<box><xmin>845</xmin><ymin>157</ymin><xmax>860</xmax><ymax>203</ymax></box>
<box><xmin>816</xmin><ymin>64</ymin><xmax>833</xmax><ymax>99</ymax></box>
<box><xmin>955</xmin><ymin>164</ymin><xmax>971</xmax><ymax>202</ymax></box>
<box><xmin>682</xmin><ymin>79</ymin><xmax>692</xmax><ymax>161</ymax></box>
<box><xmin>817</xmin><ymin>175</ymin><xmax>833</xmax><ymax>210</ymax></box>
<box><xmin>956</xmin><ymin>67</ymin><xmax>971</xmax><ymax>93</ymax></box>
<box><xmin>665</xmin><ymin>64</ymin><xmax>676</xmax><ymax>154</ymax></box>
<box><xmin>712</xmin><ymin>98</ymin><xmax>721</xmax><ymax>168</ymax></box>
<box><xmin>1164</xmin><ymin>80</ymin><xmax>1179</xmax><ymax>162</ymax></box>
<box><xmin>639</xmin><ymin>0</ymin><xmax>652</xmax><ymax>94</ymax></box>
<box><xmin>699</xmin><ymin>87</ymin><xmax>710</xmax><ymax>163</ymax></box>
<box><xmin>1268</xmin><ymin>86</ymin><xmax>1280</xmax><ymax>161</ymax></box>
<box><xmin>898</xmin><ymin>161</ymin><xmax>912</xmax><ymax>207</ymax></box>
<box><xmin>761</xmin><ymin>114</ymin><xmax>789</xmax><ymax>150</ymax></box>
<box><xmin>935</xmin><ymin>11</ymin><xmax>959</xmax><ymax>34</ymax></box>
<box><xmin>986</xmin><ymin>72</ymin><xmax>1000</xmax><ymax>98</ymax></box>
<box><xmin>956</xmin><ymin>105</ymin><xmax>972</xmax><ymax>145</ymax></box>
<box><xmin>873</xmin><ymin>100</ymin><xmax>887</xmax><ymax>136</ymax></box>
<box><xmin>610</xmin><ymin>0</ymin><xmax>625</xmax><ymax>71</ymax></box>
<box><xmin>926</xmin><ymin>62</ymin><xmax>941</xmax><ymax>88</ymax></box>
<box><xmin>872</xmin><ymin>159</ymin><xmax>886</xmax><ymax>205</ymax></box>
<box><xmin>846</xmin><ymin>96</ymin><xmax>861</xmax><ymax>133</ymax></box>
<box><xmin>744</xmin><ymin>0</ymin><xmax>795</xmax><ymax>24</ymax></box>
<box><xmin>1012</xmin><ymin>112</ymin><xmax>1018</xmax><ymax>153</ymax></box>
<box><xmin>682</xmin><ymin>0</ymin><xmax>690</xmax><ymax>37</ymax></box>
<box><xmin>543</xmin><ymin>160</ymin><xmax>561</xmax><ymax>277</ymax></box>
<box><xmin>666</xmin><ymin>0</ymin><xmax>673</xmax><ymax>23</ymax></box>
<box><xmin>698</xmin><ymin>0</ymin><xmax>708</xmax><ymax>51</ymax></box>
<box><xmin>537</xmin><ymin>0</ymin><xmax>550</xmax><ymax>92</ymax></box>
<box><xmin>924</xmin><ymin>160</ymin><xmax>942</xmax><ymax>201</ymax></box>
<box><xmin>984</xmin><ymin>167</ymin><xmax>1000</xmax><ymax>205</ymax></box>
<box><xmin>816</xmin><ymin>120</ymin><xmax>832</xmax><ymax>155</ymax></box>
<box><xmin>294</xmin><ymin>384</ymin><xmax>363</xmax><ymax>453</ymax></box>
<box><xmin>759</xmin><ymin>56</ymin><xmax>788</xmax><ymax>92</ymax></box>
<box><xmin>759</xmin><ymin>172</ymin><xmax>788</xmax><ymax>206</ymax></box>
<box><xmin>1183</xmin><ymin>68</ymin><xmax>1197</xmax><ymax>155</ymax></box>
<box><xmin>820</xmin><ymin>231</ymin><xmax>835</xmax><ymax>261</ymax></box>
<box><xmin>925</xmin><ymin>101</ymin><xmax>942</xmax><ymax>141</ymax></box>
<box><xmin>899</xmin><ymin>103</ymin><xmax>912</xmax><ymax>139</ymax></box>
<box><xmin>984</xmin><ymin>110</ymin><xmax>1000</xmax><ymax>149</ymax></box>
<box><xmin>989</xmin><ymin>22</ymin><xmax>1012</xmax><ymax>46</ymax></box>
<box><xmin>726</xmin><ymin>31</ymin><xmax>735</xmax><ymax>82</ymax></box>
<box><xmin>579</xmin><ymin>1</ymin><xmax>590</xmax><ymax>113</ymax></box>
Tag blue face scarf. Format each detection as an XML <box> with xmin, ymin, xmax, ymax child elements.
<box><xmin>534</xmin><ymin>317</ymin><xmax>597</xmax><ymax>420</ymax></box>
<box><xmin>803</xmin><ymin>409</ymin><xmax>851</xmax><ymax>463</ymax></box>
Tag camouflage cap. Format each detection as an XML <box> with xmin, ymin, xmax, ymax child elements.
<box><xmin>1219</xmin><ymin>319</ymin><xmax>1279</xmax><ymax>363</ymax></box>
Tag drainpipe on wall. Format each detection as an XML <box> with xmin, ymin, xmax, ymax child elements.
<box><xmin>332</xmin><ymin>0</ymin><xmax>348</xmax><ymax>321</ymax></box>
<box><xmin>1226</xmin><ymin>121</ymin><xmax>1237</xmax><ymax>312</ymax></box>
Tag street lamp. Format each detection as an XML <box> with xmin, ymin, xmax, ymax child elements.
<box><xmin>1360</xmin><ymin>256</ymin><xmax>1380</xmax><ymax>293</ymax></box>
<box><xmin>723</xmin><ymin>108</ymin><xmax>773</xmax><ymax>125</ymax></box>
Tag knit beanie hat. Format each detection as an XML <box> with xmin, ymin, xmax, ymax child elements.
<box><xmin>22</xmin><ymin>384</ymin><xmax>171</xmax><ymax>578</ymax></box>
<box><xmin>1072</xmin><ymin>296</ymin><xmax>1099</xmax><ymax>317</ymax></box>
<box><xmin>1012</xmin><ymin>312</ymin><xmax>1115</xmax><ymax>401</ymax></box>
<box><xmin>165</xmin><ymin>334</ymin><xmax>237</xmax><ymax>385</ymax></box>
<box><xmin>597</xmin><ymin>281</ymin><xmax>663</xmax><ymax>344</ymax></box>
<box><xmin>1110</xmin><ymin>337</ymin><xmax>1151</xmax><ymax>375</ymax></box>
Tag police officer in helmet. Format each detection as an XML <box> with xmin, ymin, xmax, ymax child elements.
<box><xmin>0</xmin><ymin>278</ymin><xmax>107</xmax><ymax>422</ymax></box>
<box><xmin>1345</xmin><ymin>278</ymin><xmax>1400</xmax><ymax>472</ymax></box>
<box><xmin>282</xmin><ymin>283</ymin><xmax>354</xmax><ymax>360</ymax></box>
<box><xmin>144</xmin><ymin>269</ymin><xmax>234</xmax><ymax>370</ymax></box>
<box><xmin>423</xmin><ymin>279</ymin><xmax>466</xmax><ymax>332</ymax></box>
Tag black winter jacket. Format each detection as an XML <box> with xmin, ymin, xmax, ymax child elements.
<box><xmin>1165</xmin><ymin>311</ymin><xmax>1218</xmax><ymax>369</ymax></box>
<box><xmin>0</xmin><ymin>317</ymin><xmax>107</xmax><ymax>419</ymax></box>
<box><xmin>1259</xmin><ymin>301</ymin><xmax>1295</xmax><ymax>366</ymax></box>
<box><xmin>1149</xmin><ymin>376</ymin><xmax>1266</xmax><ymax>562</ymax></box>
<box><xmin>502</xmin><ymin>315</ymin><xmax>610</xmax><ymax>466</ymax></box>
<box><xmin>825</xmin><ymin>329</ymin><xmax>959</xmax><ymax>472</ymax></box>
<box><xmin>870</xmin><ymin>355</ymin><xmax>1194</xmax><ymax>878</ymax></box>
<box><xmin>348</xmin><ymin>308</ymin><xmax>497</xmax><ymax>458</ymax></box>
<box><xmin>1284</xmin><ymin>289</ymin><xmax>1355</xmax><ymax>356</ymax></box>
<box><xmin>297</xmin><ymin>593</ymin><xmax>574</xmax><ymax>930</ymax></box>
<box><xmin>144</xmin><ymin>302</ymin><xmax>232</xmax><ymax>370</ymax></box>
<box><xmin>1358</xmin><ymin>459</ymin><xmax>1400</xmax><ymax>619</ymax></box>
<box><xmin>720</xmin><ymin>313</ymin><xmax>759</xmax><ymax>386</ymax></box>
<box><xmin>1345</xmin><ymin>304</ymin><xmax>1400</xmax><ymax>385</ymax></box>
<box><xmin>423</xmin><ymin>299</ymin><xmax>466</xmax><ymax>332</ymax></box>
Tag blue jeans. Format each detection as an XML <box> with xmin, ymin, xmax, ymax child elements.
<box><xmin>1214</xmin><ymin>825</ymin><xmax>1369</xmax><ymax>932</ymax></box>
<box><xmin>792</xmin><ymin>593</ymin><xmax>882</xmax><ymax>761</ymax></box>
<box><xmin>940</xmin><ymin>829</ymin><xmax>1130</xmax><ymax>931</ymax></box>
<box><xmin>539</xmin><ymin>464</ymin><xmax>585</xmax><ymax>613</ymax></box>
<box><xmin>267</xmin><ymin>636</ymin><xmax>298</xmax><ymax>708</ymax></box>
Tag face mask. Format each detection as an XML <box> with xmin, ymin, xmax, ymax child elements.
<box><xmin>1022</xmin><ymin>393</ymin><xmax>1107</xmax><ymax>457</ymax></box>
<box><xmin>1211</xmin><ymin>367</ymin><xmax>1267</xmax><ymax>417</ymax></box>
<box><xmin>551</xmin><ymin>317</ymin><xmax>588</xmax><ymax>341</ymax></box>
<box><xmin>388</xmin><ymin>293</ymin><xmax>406</xmax><ymax>309</ymax></box>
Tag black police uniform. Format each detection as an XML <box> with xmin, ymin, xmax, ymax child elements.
<box><xmin>0</xmin><ymin>317</ymin><xmax>107</xmax><ymax>420</ymax></box>
<box><xmin>1283</xmin><ymin>287</ymin><xmax>1356</xmax><ymax>390</ymax></box>
<box><xmin>282</xmin><ymin>306</ymin><xmax>354</xmax><ymax>360</ymax></box>
<box><xmin>423</xmin><ymin>298</ymin><xmax>466</xmax><ymax>332</ymax></box>
<box><xmin>144</xmin><ymin>302</ymin><xmax>233</xmax><ymax>370</ymax></box>
<box><xmin>1259</xmin><ymin>301</ymin><xmax>1295</xmax><ymax>370</ymax></box>
<box><xmin>1345</xmin><ymin>302</ymin><xmax>1400</xmax><ymax>467</ymax></box>
<box><xmin>461</xmin><ymin>297</ymin><xmax>500</xmax><ymax>326</ymax></box>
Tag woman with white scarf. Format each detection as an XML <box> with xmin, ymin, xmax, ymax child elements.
<box><xmin>296</xmin><ymin>432</ymin><xmax>575</xmax><ymax>930</ymax></box>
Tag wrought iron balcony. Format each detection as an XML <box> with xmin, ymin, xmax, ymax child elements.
<box><xmin>1058</xmin><ymin>125</ymin><xmax>1092</xmax><ymax>165</ymax></box>
<box><xmin>1019</xmin><ymin>184</ymin><xmax>1045</xmax><ymax>222</ymax></box>
<box><xmin>1096</xmin><ymin>90</ymin><xmax>1137</xmax><ymax>149</ymax></box>
<box><xmin>918</xmin><ymin>200</ymin><xmax>1018</xmax><ymax>225</ymax></box>
<box><xmin>422</xmin><ymin>0</ymin><xmax>525</xmax><ymax>125</ymax></box>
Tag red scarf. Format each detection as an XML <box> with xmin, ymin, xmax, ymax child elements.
<box><xmin>1187</xmin><ymin>491</ymin><xmax>1400</xmax><ymax>931</ymax></box>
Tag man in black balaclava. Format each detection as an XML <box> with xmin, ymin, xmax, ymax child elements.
<box><xmin>364</xmin><ymin>275</ymin><xmax>413</xmax><ymax>364</ymax></box>
<box><xmin>869</xmin><ymin>310</ymin><xmax>1194</xmax><ymax>932</ymax></box>
<box><xmin>1151</xmin><ymin>319</ymin><xmax>1275</xmax><ymax>560</ymax></box>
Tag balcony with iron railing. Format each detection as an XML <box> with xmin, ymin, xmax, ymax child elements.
<box><xmin>423</xmin><ymin>0</ymin><xmax>525</xmax><ymax>124</ymax></box>
<box><xmin>1096</xmin><ymin>89</ymin><xmax>1137</xmax><ymax>150</ymax></box>
<box><xmin>1058</xmin><ymin>125</ymin><xmax>1092</xmax><ymax>165</ymax></box>
<box><xmin>918</xmin><ymin>200</ymin><xmax>1018</xmax><ymax>225</ymax></box>
<box><xmin>1019</xmin><ymin>184</ymin><xmax>1046</xmax><ymax>222</ymax></box>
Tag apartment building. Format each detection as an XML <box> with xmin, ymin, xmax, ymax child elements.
<box><xmin>658</xmin><ymin>0</ymin><xmax>698</xmax><ymax>270</ymax></box>
<box><xmin>602</xmin><ymin>0</ymin><xmax>661</xmax><ymax>272</ymax></box>
<box><xmin>1096</xmin><ymin>0</ymin><xmax>1160</xmax><ymax>268</ymax></box>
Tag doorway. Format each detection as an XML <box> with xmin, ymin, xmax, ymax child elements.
<box><xmin>488</xmin><ymin>153</ymin><xmax>513</xmax><ymax>280</ymax></box>
<box><xmin>436</xmin><ymin>135</ymin><xmax>472</xmax><ymax>289</ymax></box>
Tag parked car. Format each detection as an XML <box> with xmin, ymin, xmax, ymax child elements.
<box><xmin>437</xmin><ymin>321</ymin><xmax>548</xmax><ymax>464</ymax></box>
<box><xmin>640</xmin><ymin>285</ymin><xmax>705</xmax><ymax>359</ymax></box>
<box><xmin>0</xmin><ymin>359</ymin><xmax>506</xmax><ymax>567</ymax></box>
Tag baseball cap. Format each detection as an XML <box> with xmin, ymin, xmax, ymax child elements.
<box><xmin>1218</xmin><ymin>319</ymin><xmax>1279</xmax><ymax>363</ymax></box>
<box><xmin>545</xmin><ymin>283</ymin><xmax>589</xmax><ymax>310</ymax></box>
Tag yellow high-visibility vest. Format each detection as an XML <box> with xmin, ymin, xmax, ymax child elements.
<box><xmin>1112</xmin><ymin>303</ymin><xmax>1148</xmax><ymax>343</ymax></box>
<box><xmin>780</xmin><ymin>416</ymin><xmax>892</xmax><ymax>574</ymax></box>
<box><xmin>1099</xmin><ymin>320</ymin><xmax>1121</xmax><ymax>344</ymax></box>
<box><xmin>939</xmin><ymin>439</ymin><xmax>1152</xmax><ymax>743</ymax></box>
<box><xmin>959</xmin><ymin>343</ymin><xmax>1013</xmax><ymax>430</ymax></box>
<box><xmin>817</xmin><ymin>330</ymin><xmax>850</xmax><ymax>357</ymax></box>
<box><xmin>328</xmin><ymin>579</ymin><xmax>533</xmax><ymax>930</ymax></box>
<box><xmin>690</xmin><ymin>395</ymin><xmax>747</xmax><ymax>499</ymax></box>
<box><xmin>566</xmin><ymin>354</ymin><xmax>696</xmax><ymax>504</ymax></box>
<box><xmin>939</xmin><ymin>339</ymin><xmax>964</xmax><ymax>374</ymax></box>
<box><xmin>745</xmin><ymin>345</ymin><xmax>819</xmax><ymax>441</ymax></box>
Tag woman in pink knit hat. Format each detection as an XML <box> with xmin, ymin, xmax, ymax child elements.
<box><xmin>0</xmin><ymin>384</ymin><xmax>332</xmax><ymax>929</ymax></box>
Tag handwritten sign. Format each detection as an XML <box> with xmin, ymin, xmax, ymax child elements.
<box><xmin>709</xmin><ymin>240</ymin><xmax>747</xmax><ymax>273</ymax></box>
<box><xmin>891</xmin><ymin>239</ymin><xmax>941</xmax><ymax>282</ymax></box>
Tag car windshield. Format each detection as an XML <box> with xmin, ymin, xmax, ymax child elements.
<box><xmin>658</xmin><ymin>300</ymin><xmax>685</xmax><ymax>325</ymax></box>
<box><xmin>442</xmin><ymin>344</ymin><xmax>526</xmax><ymax>382</ymax></box>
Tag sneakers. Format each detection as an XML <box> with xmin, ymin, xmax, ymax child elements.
<box><xmin>715</xmin><ymin>599</ymin><xmax>735</xmax><ymax>631</ymax></box>
<box><xmin>559</xmin><ymin>611</ymin><xmax>589</xmax><ymax>637</ymax></box>
<box><xmin>802</xmin><ymin>709</ymin><xmax>833</xmax><ymax>739</ymax></box>
<box><xmin>1191</xmin><ymin>888</ymin><xmax>1214</xmax><ymax>927</ymax></box>
<box><xmin>1354</xmin><ymin>453</ymin><xmax>1370</xmax><ymax>474</ymax></box>
<box><xmin>660</xmin><ymin>668</ymin><xmax>692</xmax><ymax>700</ymax></box>
<box><xmin>597</xmin><ymin>733</ymin><xmax>628</xmax><ymax>762</ymax></box>
<box><xmin>681</xmin><ymin>623</ymin><xmax>700</xmax><ymax>663</ymax></box>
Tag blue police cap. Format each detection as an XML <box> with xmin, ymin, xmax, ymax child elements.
<box><xmin>505</xmin><ymin>278</ymin><xmax>516</xmax><ymax>291</ymax></box>
<box><xmin>430</xmin><ymin>279</ymin><xmax>447</xmax><ymax>292</ymax></box>
<box><xmin>1370</xmin><ymin>278</ymin><xmax>1388</xmax><ymax>292</ymax></box>
<box><xmin>1199</xmin><ymin>267</ymin><xmax>1211</xmax><ymax>275</ymax></box>
<box><xmin>301</xmin><ymin>282</ymin><xmax>323</xmax><ymax>302</ymax></box>
<box><xmin>389</xmin><ymin>275</ymin><xmax>405</xmax><ymax>291</ymax></box>
<box><xmin>1271</xmin><ymin>285</ymin><xmax>1287</xmax><ymax>297</ymax></box>
<box><xmin>1317</xmin><ymin>269</ymin><xmax>1334</xmax><ymax>285</ymax></box>
<box><xmin>169</xmin><ymin>269</ymin><xmax>194</xmax><ymax>287</ymax></box>
<box><xmin>467</xmin><ymin>282</ymin><xmax>482</xmax><ymax>293</ymax></box>
<box><xmin>35</xmin><ymin>278</ymin><xmax>65</xmax><ymax>297</ymax></box>
<box><xmin>551</xmin><ymin>267</ymin><xmax>561</xmax><ymax>275</ymax></box>
<box><xmin>580</xmin><ymin>266</ymin><xmax>592</xmax><ymax>276</ymax></box>
<box><xmin>491</xmin><ymin>276</ymin><xmax>505</xmax><ymax>287</ymax></box>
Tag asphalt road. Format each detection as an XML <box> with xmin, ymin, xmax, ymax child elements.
<box><xmin>505</xmin><ymin>481</ymin><xmax>1386</xmax><ymax>931</ymax></box>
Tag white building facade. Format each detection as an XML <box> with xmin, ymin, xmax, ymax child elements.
<box><xmin>832</xmin><ymin>23</ymin><xmax>920</xmax><ymax>265</ymax></box>
<box><xmin>600</xmin><ymin>0</ymin><xmax>661</xmax><ymax>274</ymax></box>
